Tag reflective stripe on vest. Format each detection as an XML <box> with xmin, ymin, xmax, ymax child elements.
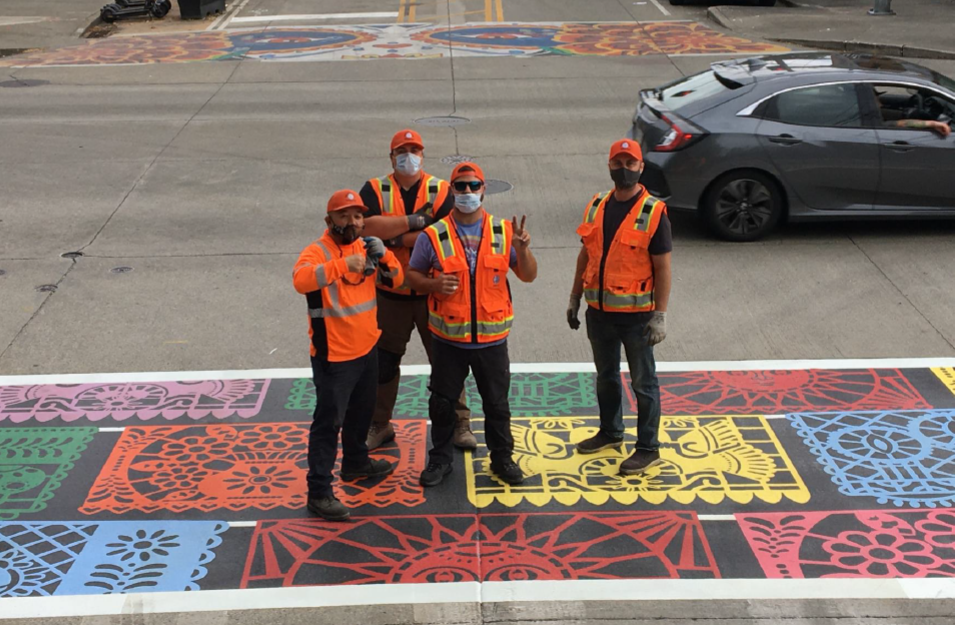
<box><xmin>584</xmin><ymin>192</ymin><xmax>609</xmax><ymax>224</ymax></box>
<box><xmin>377</xmin><ymin>175</ymin><xmax>439</xmax><ymax>216</ymax></box>
<box><xmin>431</xmin><ymin>220</ymin><xmax>456</xmax><ymax>262</ymax></box>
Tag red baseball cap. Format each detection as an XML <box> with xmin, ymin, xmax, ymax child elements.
<box><xmin>391</xmin><ymin>129</ymin><xmax>424</xmax><ymax>152</ymax></box>
<box><xmin>609</xmin><ymin>138</ymin><xmax>643</xmax><ymax>162</ymax></box>
<box><xmin>450</xmin><ymin>161</ymin><xmax>485</xmax><ymax>183</ymax></box>
<box><xmin>326</xmin><ymin>189</ymin><xmax>367</xmax><ymax>213</ymax></box>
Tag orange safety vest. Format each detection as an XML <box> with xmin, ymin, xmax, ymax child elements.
<box><xmin>424</xmin><ymin>214</ymin><xmax>514</xmax><ymax>344</ymax></box>
<box><xmin>292</xmin><ymin>231</ymin><xmax>403</xmax><ymax>362</ymax></box>
<box><xmin>576</xmin><ymin>188</ymin><xmax>666</xmax><ymax>313</ymax></box>
<box><xmin>369</xmin><ymin>173</ymin><xmax>450</xmax><ymax>296</ymax></box>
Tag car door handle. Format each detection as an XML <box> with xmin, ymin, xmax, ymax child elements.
<box><xmin>885</xmin><ymin>140</ymin><xmax>914</xmax><ymax>152</ymax></box>
<box><xmin>768</xmin><ymin>134</ymin><xmax>802</xmax><ymax>146</ymax></box>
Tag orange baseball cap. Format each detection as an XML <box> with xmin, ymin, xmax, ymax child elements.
<box><xmin>609</xmin><ymin>138</ymin><xmax>643</xmax><ymax>162</ymax></box>
<box><xmin>451</xmin><ymin>161</ymin><xmax>485</xmax><ymax>183</ymax></box>
<box><xmin>391</xmin><ymin>129</ymin><xmax>424</xmax><ymax>152</ymax></box>
<box><xmin>326</xmin><ymin>189</ymin><xmax>367</xmax><ymax>213</ymax></box>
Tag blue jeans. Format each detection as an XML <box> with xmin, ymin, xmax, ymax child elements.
<box><xmin>586</xmin><ymin>308</ymin><xmax>661</xmax><ymax>452</ymax></box>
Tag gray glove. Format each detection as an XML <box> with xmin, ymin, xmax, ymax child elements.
<box><xmin>645</xmin><ymin>311</ymin><xmax>667</xmax><ymax>346</ymax></box>
<box><xmin>566</xmin><ymin>293</ymin><xmax>582</xmax><ymax>331</ymax></box>
<box><xmin>406</xmin><ymin>203</ymin><xmax>434</xmax><ymax>231</ymax></box>
<box><xmin>362</xmin><ymin>236</ymin><xmax>386</xmax><ymax>260</ymax></box>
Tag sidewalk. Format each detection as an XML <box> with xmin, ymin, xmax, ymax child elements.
<box><xmin>0</xmin><ymin>0</ymin><xmax>104</xmax><ymax>54</ymax></box>
<box><xmin>709</xmin><ymin>0</ymin><xmax>955</xmax><ymax>59</ymax></box>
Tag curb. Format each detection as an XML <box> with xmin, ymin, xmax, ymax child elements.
<box><xmin>75</xmin><ymin>9</ymin><xmax>105</xmax><ymax>38</ymax></box>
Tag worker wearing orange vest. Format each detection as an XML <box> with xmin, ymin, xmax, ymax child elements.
<box><xmin>293</xmin><ymin>189</ymin><xmax>405</xmax><ymax>521</ymax></box>
<box><xmin>360</xmin><ymin>129</ymin><xmax>474</xmax><ymax>452</ymax></box>
<box><xmin>567</xmin><ymin>139</ymin><xmax>673</xmax><ymax>476</ymax></box>
<box><xmin>406</xmin><ymin>162</ymin><xmax>538</xmax><ymax>487</ymax></box>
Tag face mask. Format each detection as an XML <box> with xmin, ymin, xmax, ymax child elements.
<box><xmin>394</xmin><ymin>153</ymin><xmax>422</xmax><ymax>176</ymax></box>
<box><xmin>454</xmin><ymin>193</ymin><xmax>482</xmax><ymax>214</ymax></box>
<box><xmin>330</xmin><ymin>223</ymin><xmax>361</xmax><ymax>244</ymax></box>
<box><xmin>610</xmin><ymin>167</ymin><xmax>642</xmax><ymax>189</ymax></box>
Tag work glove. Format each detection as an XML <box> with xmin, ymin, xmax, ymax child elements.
<box><xmin>407</xmin><ymin>203</ymin><xmax>435</xmax><ymax>231</ymax></box>
<box><xmin>362</xmin><ymin>236</ymin><xmax>386</xmax><ymax>260</ymax></box>
<box><xmin>645</xmin><ymin>311</ymin><xmax>667</xmax><ymax>346</ymax></box>
<box><xmin>566</xmin><ymin>293</ymin><xmax>582</xmax><ymax>331</ymax></box>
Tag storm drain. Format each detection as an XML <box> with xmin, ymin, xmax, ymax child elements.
<box><xmin>485</xmin><ymin>179</ymin><xmax>513</xmax><ymax>195</ymax></box>
<box><xmin>441</xmin><ymin>154</ymin><xmax>473</xmax><ymax>165</ymax></box>
<box><xmin>60</xmin><ymin>251</ymin><xmax>84</xmax><ymax>259</ymax></box>
<box><xmin>415</xmin><ymin>116</ymin><xmax>471</xmax><ymax>127</ymax></box>
<box><xmin>36</xmin><ymin>284</ymin><xmax>57</xmax><ymax>293</ymax></box>
<box><xmin>110</xmin><ymin>266</ymin><xmax>133</xmax><ymax>274</ymax></box>
<box><xmin>0</xmin><ymin>79</ymin><xmax>49</xmax><ymax>88</ymax></box>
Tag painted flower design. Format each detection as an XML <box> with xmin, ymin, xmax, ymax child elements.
<box><xmin>150</xmin><ymin>465</ymin><xmax>209</xmax><ymax>491</ymax></box>
<box><xmin>823</xmin><ymin>530</ymin><xmax>943</xmax><ymax>577</ymax></box>
<box><xmin>105</xmin><ymin>530</ymin><xmax>181</xmax><ymax>564</ymax></box>
<box><xmin>224</xmin><ymin>465</ymin><xmax>295</xmax><ymax>495</ymax></box>
<box><xmin>160</xmin><ymin>435</ymin><xmax>231</xmax><ymax>464</ymax></box>
<box><xmin>237</xmin><ymin>425</ymin><xmax>305</xmax><ymax>451</ymax></box>
<box><xmin>0</xmin><ymin>550</ymin><xmax>49</xmax><ymax>597</ymax></box>
<box><xmin>916</xmin><ymin>511</ymin><xmax>955</xmax><ymax>549</ymax></box>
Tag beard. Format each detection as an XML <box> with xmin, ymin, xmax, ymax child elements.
<box><xmin>331</xmin><ymin>224</ymin><xmax>361</xmax><ymax>244</ymax></box>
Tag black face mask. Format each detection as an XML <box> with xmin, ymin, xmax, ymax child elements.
<box><xmin>610</xmin><ymin>167</ymin><xmax>642</xmax><ymax>189</ymax></box>
<box><xmin>330</xmin><ymin>223</ymin><xmax>361</xmax><ymax>244</ymax></box>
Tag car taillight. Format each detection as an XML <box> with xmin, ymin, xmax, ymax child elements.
<box><xmin>654</xmin><ymin>115</ymin><xmax>696</xmax><ymax>152</ymax></box>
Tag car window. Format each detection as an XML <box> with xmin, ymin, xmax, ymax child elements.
<box><xmin>872</xmin><ymin>83</ymin><xmax>955</xmax><ymax>125</ymax></box>
<box><xmin>762</xmin><ymin>83</ymin><xmax>863</xmax><ymax>127</ymax></box>
<box><xmin>661</xmin><ymin>71</ymin><xmax>731</xmax><ymax>111</ymax></box>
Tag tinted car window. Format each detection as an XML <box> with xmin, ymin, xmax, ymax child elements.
<box><xmin>661</xmin><ymin>71</ymin><xmax>729</xmax><ymax>111</ymax></box>
<box><xmin>763</xmin><ymin>83</ymin><xmax>863</xmax><ymax>127</ymax></box>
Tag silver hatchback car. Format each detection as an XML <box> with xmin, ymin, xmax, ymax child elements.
<box><xmin>629</xmin><ymin>52</ymin><xmax>955</xmax><ymax>241</ymax></box>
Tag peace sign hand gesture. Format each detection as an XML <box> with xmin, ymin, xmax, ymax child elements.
<box><xmin>512</xmin><ymin>215</ymin><xmax>530</xmax><ymax>251</ymax></box>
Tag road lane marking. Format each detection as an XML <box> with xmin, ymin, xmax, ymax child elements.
<box><xmin>648</xmin><ymin>0</ymin><xmax>672</xmax><ymax>16</ymax></box>
<box><xmin>231</xmin><ymin>12</ymin><xmax>399</xmax><ymax>23</ymax></box>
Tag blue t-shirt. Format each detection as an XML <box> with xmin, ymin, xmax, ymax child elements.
<box><xmin>409</xmin><ymin>218</ymin><xmax>518</xmax><ymax>349</ymax></box>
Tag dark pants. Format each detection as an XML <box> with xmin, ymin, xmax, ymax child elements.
<box><xmin>374</xmin><ymin>295</ymin><xmax>470</xmax><ymax>425</ymax></box>
<box><xmin>307</xmin><ymin>349</ymin><xmax>377</xmax><ymax>499</ymax></box>
<box><xmin>586</xmin><ymin>308</ymin><xmax>661</xmax><ymax>452</ymax></box>
<box><xmin>428</xmin><ymin>338</ymin><xmax>513</xmax><ymax>465</ymax></box>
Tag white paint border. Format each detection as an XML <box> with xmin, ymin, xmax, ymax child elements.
<box><xmin>2</xmin><ymin>357</ymin><xmax>953</xmax><ymax>386</ymax></box>
<box><xmin>2</xmin><ymin>579</ymin><xmax>952</xmax><ymax>619</ymax></box>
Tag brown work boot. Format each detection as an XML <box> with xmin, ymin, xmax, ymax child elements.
<box><xmin>453</xmin><ymin>418</ymin><xmax>477</xmax><ymax>450</ymax></box>
<box><xmin>366</xmin><ymin>421</ymin><xmax>395</xmax><ymax>451</ymax></box>
<box><xmin>618</xmin><ymin>449</ymin><xmax>662</xmax><ymax>476</ymax></box>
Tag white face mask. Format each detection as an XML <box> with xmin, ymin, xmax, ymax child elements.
<box><xmin>394</xmin><ymin>153</ymin><xmax>422</xmax><ymax>176</ymax></box>
<box><xmin>454</xmin><ymin>193</ymin><xmax>482</xmax><ymax>214</ymax></box>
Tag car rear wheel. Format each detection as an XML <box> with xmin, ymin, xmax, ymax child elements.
<box><xmin>702</xmin><ymin>171</ymin><xmax>783</xmax><ymax>242</ymax></box>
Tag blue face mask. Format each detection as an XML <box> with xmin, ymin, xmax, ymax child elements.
<box><xmin>454</xmin><ymin>192</ymin><xmax>482</xmax><ymax>214</ymax></box>
<box><xmin>394</xmin><ymin>153</ymin><xmax>422</xmax><ymax>176</ymax></box>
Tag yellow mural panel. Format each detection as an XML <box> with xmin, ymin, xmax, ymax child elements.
<box><xmin>931</xmin><ymin>367</ymin><xmax>955</xmax><ymax>396</ymax></box>
<box><xmin>465</xmin><ymin>415</ymin><xmax>810</xmax><ymax>508</ymax></box>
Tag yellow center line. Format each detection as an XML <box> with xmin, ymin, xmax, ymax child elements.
<box><xmin>397</xmin><ymin>0</ymin><xmax>406</xmax><ymax>23</ymax></box>
<box><xmin>484</xmin><ymin>0</ymin><xmax>493</xmax><ymax>22</ymax></box>
<box><xmin>496</xmin><ymin>0</ymin><xmax>503</xmax><ymax>22</ymax></box>
<box><xmin>408</xmin><ymin>0</ymin><xmax>416</xmax><ymax>22</ymax></box>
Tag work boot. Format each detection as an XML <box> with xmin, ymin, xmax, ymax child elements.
<box><xmin>453</xmin><ymin>417</ymin><xmax>478</xmax><ymax>450</ymax></box>
<box><xmin>341</xmin><ymin>458</ymin><xmax>395</xmax><ymax>481</ymax></box>
<box><xmin>490</xmin><ymin>458</ymin><xmax>524</xmax><ymax>485</ymax></box>
<box><xmin>618</xmin><ymin>449</ymin><xmax>662</xmax><ymax>476</ymax></box>
<box><xmin>575</xmin><ymin>430</ymin><xmax>624</xmax><ymax>455</ymax></box>
<box><xmin>307</xmin><ymin>495</ymin><xmax>350</xmax><ymax>521</ymax></box>
<box><xmin>419</xmin><ymin>462</ymin><xmax>452</xmax><ymax>487</ymax></box>
<box><xmin>366</xmin><ymin>421</ymin><xmax>395</xmax><ymax>451</ymax></box>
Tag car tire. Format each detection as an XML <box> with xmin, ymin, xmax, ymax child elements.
<box><xmin>702</xmin><ymin>171</ymin><xmax>784</xmax><ymax>242</ymax></box>
<box><xmin>757</xmin><ymin>0</ymin><xmax>777</xmax><ymax>5</ymax></box>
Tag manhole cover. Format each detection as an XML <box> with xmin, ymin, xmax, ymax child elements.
<box><xmin>441</xmin><ymin>154</ymin><xmax>473</xmax><ymax>165</ymax></box>
<box><xmin>36</xmin><ymin>284</ymin><xmax>57</xmax><ymax>293</ymax></box>
<box><xmin>60</xmin><ymin>251</ymin><xmax>84</xmax><ymax>259</ymax></box>
<box><xmin>110</xmin><ymin>266</ymin><xmax>133</xmax><ymax>274</ymax></box>
<box><xmin>485</xmin><ymin>179</ymin><xmax>513</xmax><ymax>195</ymax></box>
<box><xmin>414</xmin><ymin>116</ymin><xmax>471</xmax><ymax>127</ymax></box>
<box><xmin>0</xmin><ymin>79</ymin><xmax>49</xmax><ymax>88</ymax></box>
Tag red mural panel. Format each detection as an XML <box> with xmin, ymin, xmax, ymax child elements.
<box><xmin>627</xmin><ymin>369</ymin><xmax>930</xmax><ymax>415</ymax></box>
<box><xmin>80</xmin><ymin>421</ymin><xmax>426</xmax><ymax>514</ymax></box>
<box><xmin>241</xmin><ymin>512</ymin><xmax>720</xmax><ymax>587</ymax></box>
<box><xmin>738</xmin><ymin>509</ymin><xmax>955</xmax><ymax>578</ymax></box>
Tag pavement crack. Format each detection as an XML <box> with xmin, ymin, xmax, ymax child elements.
<box><xmin>848</xmin><ymin>234</ymin><xmax>955</xmax><ymax>352</ymax></box>
<box><xmin>0</xmin><ymin>259</ymin><xmax>77</xmax><ymax>364</ymax></box>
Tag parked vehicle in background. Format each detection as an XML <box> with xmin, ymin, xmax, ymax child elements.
<box><xmin>629</xmin><ymin>52</ymin><xmax>955</xmax><ymax>241</ymax></box>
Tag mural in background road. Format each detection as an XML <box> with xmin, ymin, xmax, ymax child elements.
<box><xmin>0</xmin><ymin>22</ymin><xmax>789</xmax><ymax>67</ymax></box>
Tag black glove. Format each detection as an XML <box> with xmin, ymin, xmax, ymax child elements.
<box><xmin>567</xmin><ymin>294</ymin><xmax>582</xmax><ymax>331</ymax></box>
<box><xmin>407</xmin><ymin>203</ymin><xmax>435</xmax><ymax>231</ymax></box>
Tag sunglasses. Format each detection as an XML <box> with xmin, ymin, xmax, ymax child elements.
<box><xmin>453</xmin><ymin>181</ymin><xmax>484</xmax><ymax>192</ymax></box>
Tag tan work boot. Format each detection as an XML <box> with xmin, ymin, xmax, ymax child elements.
<box><xmin>453</xmin><ymin>417</ymin><xmax>478</xmax><ymax>450</ymax></box>
<box><xmin>366</xmin><ymin>421</ymin><xmax>395</xmax><ymax>451</ymax></box>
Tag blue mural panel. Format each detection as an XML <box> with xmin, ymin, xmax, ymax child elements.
<box><xmin>788</xmin><ymin>410</ymin><xmax>955</xmax><ymax>508</ymax></box>
<box><xmin>0</xmin><ymin>521</ymin><xmax>227</xmax><ymax>597</ymax></box>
